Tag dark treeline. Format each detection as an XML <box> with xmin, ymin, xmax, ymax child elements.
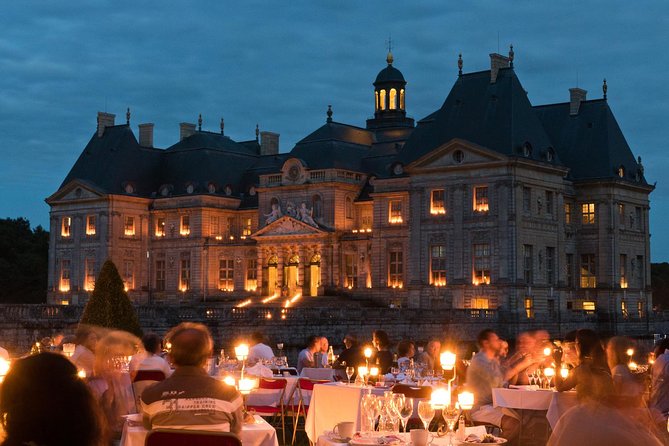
<box><xmin>652</xmin><ymin>262</ymin><xmax>669</xmax><ymax>311</ymax></box>
<box><xmin>0</xmin><ymin>217</ymin><xmax>48</xmax><ymax>303</ymax></box>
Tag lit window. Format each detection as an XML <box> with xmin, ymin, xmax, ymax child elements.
<box><xmin>210</xmin><ymin>216</ymin><xmax>220</xmax><ymax>237</ymax></box>
<box><xmin>123</xmin><ymin>260</ymin><xmax>134</xmax><ymax>291</ymax></box>
<box><xmin>471</xmin><ymin>298</ymin><xmax>489</xmax><ymax>309</ymax></box>
<box><xmin>473</xmin><ymin>186</ymin><xmax>489</xmax><ymax>213</ymax></box>
<box><xmin>124</xmin><ymin>216</ymin><xmax>135</xmax><ymax>236</ymax></box>
<box><xmin>618</xmin><ymin>165</ymin><xmax>625</xmax><ymax>178</ymax></box>
<box><xmin>618</xmin><ymin>203</ymin><xmax>625</xmax><ymax>227</ymax></box>
<box><xmin>546</xmin><ymin>247</ymin><xmax>555</xmax><ymax>285</ymax></box>
<box><xmin>246</xmin><ymin>259</ymin><xmax>257</xmax><ymax>291</ymax></box>
<box><xmin>219</xmin><ymin>259</ymin><xmax>234</xmax><ymax>291</ymax></box>
<box><xmin>61</xmin><ymin>217</ymin><xmax>72</xmax><ymax>237</ymax></box>
<box><xmin>389</xmin><ymin>88</ymin><xmax>397</xmax><ymax>110</ymax></box>
<box><xmin>620</xmin><ymin>254</ymin><xmax>628</xmax><ymax>288</ymax></box>
<box><xmin>242</xmin><ymin>218</ymin><xmax>252</xmax><ymax>237</ymax></box>
<box><xmin>180</xmin><ymin>258</ymin><xmax>190</xmax><ymax>292</ymax></box>
<box><xmin>388</xmin><ymin>200</ymin><xmax>403</xmax><ymax>224</ymax></box>
<box><xmin>59</xmin><ymin>259</ymin><xmax>70</xmax><ymax>292</ymax></box>
<box><xmin>473</xmin><ymin>243</ymin><xmax>491</xmax><ymax>285</ymax></box>
<box><xmin>180</xmin><ymin>215</ymin><xmax>190</xmax><ymax>236</ymax></box>
<box><xmin>430</xmin><ymin>189</ymin><xmax>446</xmax><ymax>215</ymax></box>
<box><xmin>360</xmin><ymin>207</ymin><xmax>372</xmax><ymax>230</ymax></box>
<box><xmin>621</xmin><ymin>299</ymin><xmax>628</xmax><ymax>318</ymax></box>
<box><xmin>581</xmin><ymin>203</ymin><xmax>596</xmax><ymax>224</ymax></box>
<box><xmin>430</xmin><ymin>245</ymin><xmax>447</xmax><ymax>286</ymax></box>
<box><xmin>525</xmin><ymin>297</ymin><xmax>534</xmax><ymax>318</ymax></box>
<box><xmin>400</xmin><ymin>89</ymin><xmax>405</xmax><ymax>109</ymax></box>
<box><xmin>637</xmin><ymin>300</ymin><xmax>645</xmax><ymax>318</ymax></box>
<box><xmin>580</xmin><ymin>254</ymin><xmax>596</xmax><ymax>288</ymax></box>
<box><xmin>345</xmin><ymin>254</ymin><xmax>358</xmax><ymax>289</ymax></box>
<box><xmin>564</xmin><ymin>203</ymin><xmax>572</xmax><ymax>225</ymax></box>
<box><xmin>155</xmin><ymin>260</ymin><xmax>165</xmax><ymax>291</ymax></box>
<box><xmin>375</xmin><ymin>91</ymin><xmax>379</xmax><ymax>110</ymax></box>
<box><xmin>156</xmin><ymin>218</ymin><xmax>166</xmax><ymax>237</ymax></box>
<box><xmin>379</xmin><ymin>89</ymin><xmax>386</xmax><ymax>110</ymax></box>
<box><xmin>388</xmin><ymin>249</ymin><xmax>403</xmax><ymax>288</ymax></box>
<box><xmin>583</xmin><ymin>301</ymin><xmax>596</xmax><ymax>313</ymax></box>
<box><xmin>84</xmin><ymin>258</ymin><xmax>96</xmax><ymax>291</ymax></box>
<box><xmin>345</xmin><ymin>197</ymin><xmax>353</xmax><ymax>219</ymax></box>
<box><xmin>86</xmin><ymin>215</ymin><xmax>96</xmax><ymax>236</ymax></box>
<box><xmin>523</xmin><ymin>244</ymin><xmax>533</xmax><ymax>284</ymax></box>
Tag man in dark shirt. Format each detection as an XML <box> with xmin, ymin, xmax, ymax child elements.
<box><xmin>141</xmin><ymin>322</ymin><xmax>243</xmax><ymax>434</ymax></box>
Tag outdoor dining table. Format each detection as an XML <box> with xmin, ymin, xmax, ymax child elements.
<box><xmin>245</xmin><ymin>375</ymin><xmax>300</xmax><ymax>406</ymax></box>
<box><xmin>315</xmin><ymin>426</ymin><xmax>490</xmax><ymax>446</ymax></box>
<box><xmin>492</xmin><ymin>386</ymin><xmax>579</xmax><ymax>429</ymax></box>
<box><xmin>119</xmin><ymin>413</ymin><xmax>279</xmax><ymax>446</ymax></box>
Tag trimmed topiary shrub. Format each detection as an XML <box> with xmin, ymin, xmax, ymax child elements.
<box><xmin>80</xmin><ymin>259</ymin><xmax>142</xmax><ymax>337</ymax></box>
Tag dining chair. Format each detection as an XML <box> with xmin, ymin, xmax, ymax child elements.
<box><xmin>245</xmin><ymin>377</ymin><xmax>288</xmax><ymax>445</ymax></box>
<box><xmin>145</xmin><ymin>429</ymin><xmax>242</xmax><ymax>446</ymax></box>
<box><xmin>290</xmin><ymin>378</ymin><xmax>330</xmax><ymax>445</ymax></box>
<box><xmin>132</xmin><ymin>370</ymin><xmax>166</xmax><ymax>412</ymax></box>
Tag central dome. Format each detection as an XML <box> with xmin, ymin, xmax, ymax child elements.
<box><xmin>375</xmin><ymin>65</ymin><xmax>406</xmax><ymax>84</ymax></box>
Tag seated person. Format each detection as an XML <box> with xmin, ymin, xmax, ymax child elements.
<box><xmin>606</xmin><ymin>336</ymin><xmax>644</xmax><ymax>403</ymax></box>
<box><xmin>396</xmin><ymin>340</ymin><xmax>415</xmax><ymax>370</ymax></box>
<box><xmin>334</xmin><ymin>334</ymin><xmax>364</xmax><ymax>368</ymax></box>
<box><xmin>297</xmin><ymin>335</ymin><xmax>320</xmax><ymax>374</ymax></box>
<box><xmin>71</xmin><ymin>325</ymin><xmax>98</xmax><ymax>376</ymax></box>
<box><xmin>467</xmin><ymin>329</ymin><xmax>538</xmax><ymax>443</ymax></box>
<box><xmin>248</xmin><ymin>331</ymin><xmax>274</xmax><ymax>364</ymax></box>
<box><xmin>0</xmin><ymin>352</ymin><xmax>108</xmax><ymax>446</ymax></box>
<box><xmin>141</xmin><ymin>322</ymin><xmax>243</xmax><ymax>434</ymax></box>
<box><xmin>131</xmin><ymin>332</ymin><xmax>172</xmax><ymax>379</ymax></box>
<box><xmin>414</xmin><ymin>339</ymin><xmax>441</xmax><ymax>374</ymax></box>
<box><xmin>650</xmin><ymin>338</ymin><xmax>669</xmax><ymax>424</ymax></box>
<box><xmin>372</xmin><ymin>330</ymin><xmax>394</xmax><ymax>374</ymax></box>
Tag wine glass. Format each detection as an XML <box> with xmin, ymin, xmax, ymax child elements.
<box><xmin>443</xmin><ymin>406</ymin><xmax>460</xmax><ymax>445</ymax></box>
<box><xmin>525</xmin><ymin>369</ymin><xmax>532</xmax><ymax>385</ymax></box>
<box><xmin>417</xmin><ymin>400</ymin><xmax>435</xmax><ymax>431</ymax></box>
<box><xmin>346</xmin><ymin>366</ymin><xmax>355</xmax><ymax>385</ymax></box>
<box><xmin>398</xmin><ymin>397</ymin><xmax>413</xmax><ymax>432</ymax></box>
<box><xmin>390</xmin><ymin>393</ymin><xmax>405</xmax><ymax>432</ymax></box>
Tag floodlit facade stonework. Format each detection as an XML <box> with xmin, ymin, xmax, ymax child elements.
<box><xmin>46</xmin><ymin>50</ymin><xmax>653</xmax><ymax>331</ymax></box>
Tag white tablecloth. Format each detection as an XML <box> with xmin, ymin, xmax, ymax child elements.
<box><xmin>246</xmin><ymin>376</ymin><xmax>300</xmax><ymax>406</ymax></box>
<box><xmin>300</xmin><ymin>368</ymin><xmax>337</xmax><ymax>381</ymax></box>
<box><xmin>492</xmin><ymin>388</ymin><xmax>578</xmax><ymax>429</ymax></box>
<box><xmin>119</xmin><ymin>414</ymin><xmax>279</xmax><ymax>446</ymax></box>
<box><xmin>304</xmin><ymin>382</ymin><xmax>389</xmax><ymax>443</ymax></box>
<box><xmin>315</xmin><ymin>427</ymin><xmax>489</xmax><ymax>446</ymax></box>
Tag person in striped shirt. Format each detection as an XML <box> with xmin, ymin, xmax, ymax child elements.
<box><xmin>141</xmin><ymin>322</ymin><xmax>243</xmax><ymax>434</ymax></box>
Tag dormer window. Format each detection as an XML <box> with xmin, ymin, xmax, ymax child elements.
<box><xmin>379</xmin><ymin>89</ymin><xmax>387</xmax><ymax>110</ymax></box>
<box><xmin>389</xmin><ymin>88</ymin><xmax>397</xmax><ymax>110</ymax></box>
<box><xmin>546</xmin><ymin>148</ymin><xmax>555</xmax><ymax>162</ymax></box>
<box><xmin>186</xmin><ymin>184</ymin><xmax>194</xmax><ymax>194</ymax></box>
<box><xmin>61</xmin><ymin>217</ymin><xmax>72</xmax><ymax>237</ymax></box>
<box><xmin>617</xmin><ymin>165</ymin><xmax>625</xmax><ymax>178</ymax></box>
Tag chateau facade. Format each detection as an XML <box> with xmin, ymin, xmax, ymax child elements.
<box><xmin>46</xmin><ymin>49</ymin><xmax>653</xmax><ymax>327</ymax></box>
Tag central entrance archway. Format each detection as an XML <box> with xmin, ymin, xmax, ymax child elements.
<box><xmin>266</xmin><ymin>255</ymin><xmax>278</xmax><ymax>295</ymax></box>
<box><xmin>306</xmin><ymin>253</ymin><xmax>321</xmax><ymax>297</ymax></box>
<box><xmin>284</xmin><ymin>254</ymin><xmax>300</xmax><ymax>296</ymax></box>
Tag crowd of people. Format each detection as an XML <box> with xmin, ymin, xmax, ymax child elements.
<box><xmin>0</xmin><ymin>325</ymin><xmax>668</xmax><ymax>445</ymax></box>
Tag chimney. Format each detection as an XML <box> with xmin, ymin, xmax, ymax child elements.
<box><xmin>138</xmin><ymin>123</ymin><xmax>154</xmax><ymax>147</ymax></box>
<box><xmin>569</xmin><ymin>88</ymin><xmax>587</xmax><ymax>115</ymax></box>
<box><xmin>260</xmin><ymin>131</ymin><xmax>280</xmax><ymax>155</ymax></box>
<box><xmin>489</xmin><ymin>53</ymin><xmax>510</xmax><ymax>83</ymax></box>
<box><xmin>97</xmin><ymin>112</ymin><xmax>115</xmax><ymax>137</ymax></box>
<box><xmin>179</xmin><ymin>122</ymin><xmax>196</xmax><ymax>141</ymax></box>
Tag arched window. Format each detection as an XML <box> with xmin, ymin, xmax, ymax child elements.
<box><xmin>379</xmin><ymin>89</ymin><xmax>386</xmax><ymax>110</ymax></box>
<box><xmin>389</xmin><ymin>89</ymin><xmax>397</xmax><ymax>110</ymax></box>
<box><xmin>400</xmin><ymin>89</ymin><xmax>405</xmax><ymax>109</ymax></box>
<box><xmin>345</xmin><ymin>196</ymin><xmax>353</xmax><ymax>219</ymax></box>
<box><xmin>375</xmin><ymin>91</ymin><xmax>379</xmax><ymax>110</ymax></box>
<box><xmin>311</xmin><ymin>194</ymin><xmax>322</xmax><ymax>219</ymax></box>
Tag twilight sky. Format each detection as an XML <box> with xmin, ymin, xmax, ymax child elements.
<box><xmin>1</xmin><ymin>1</ymin><xmax>667</xmax><ymax>260</ymax></box>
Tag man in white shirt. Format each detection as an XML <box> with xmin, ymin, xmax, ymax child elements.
<box><xmin>297</xmin><ymin>336</ymin><xmax>321</xmax><ymax>374</ymax></box>
<box><xmin>131</xmin><ymin>333</ymin><xmax>172</xmax><ymax>379</ymax></box>
<box><xmin>248</xmin><ymin>331</ymin><xmax>274</xmax><ymax>364</ymax></box>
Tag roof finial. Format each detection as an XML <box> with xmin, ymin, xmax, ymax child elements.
<box><xmin>220</xmin><ymin>117</ymin><xmax>225</xmax><ymax>135</ymax></box>
<box><xmin>602</xmin><ymin>78</ymin><xmax>608</xmax><ymax>100</ymax></box>
<box><xmin>126</xmin><ymin>107</ymin><xmax>131</xmax><ymax>125</ymax></box>
<box><xmin>458</xmin><ymin>53</ymin><xmax>463</xmax><ymax>76</ymax></box>
<box><xmin>508</xmin><ymin>44</ymin><xmax>514</xmax><ymax>68</ymax></box>
<box><xmin>326</xmin><ymin>104</ymin><xmax>333</xmax><ymax>123</ymax></box>
<box><xmin>255</xmin><ymin>123</ymin><xmax>259</xmax><ymax>141</ymax></box>
<box><xmin>386</xmin><ymin>35</ymin><xmax>393</xmax><ymax>65</ymax></box>
<box><xmin>198</xmin><ymin>113</ymin><xmax>202</xmax><ymax>131</ymax></box>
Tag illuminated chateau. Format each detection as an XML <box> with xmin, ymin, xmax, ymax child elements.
<box><xmin>46</xmin><ymin>48</ymin><xmax>653</xmax><ymax>324</ymax></box>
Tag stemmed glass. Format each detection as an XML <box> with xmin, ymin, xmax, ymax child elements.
<box><xmin>346</xmin><ymin>366</ymin><xmax>355</xmax><ymax>385</ymax></box>
<box><xmin>362</xmin><ymin>394</ymin><xmax>381</xmax><ymax>433</ymax></box>
<box><xmin>398</xmin><ymin>397</ymin><xmax>413</xmax><ymax>433</ymax></box>
<box><xmin>443</xmin><ymin>406</ymin><xmax>460</xmax><ymax>445</ymax></box>
<box><xmin>277</xmin><ymin>343</ymin><xmax>284</xmax><ymax>358</ymax></box>
<box><xmin>390</xmin><ymin>393</ymin><xmax>405</xmax><ymax>432</ymax></box>
<box><xmin>525</xmin><ymin>370</ymin><xmax>533</xmax><ymax>386</ymax></box>
<box><xmin>417</xmin><ymin>400</ymin><xmax>435</xmax><ymax>431</ymax></box>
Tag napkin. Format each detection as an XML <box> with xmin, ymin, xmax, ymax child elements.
<box><xmin>245</xmin><ymin>363</ymin><xmax>274</xmax><ymax>378</ymax></box>
<box><xmin>509</xmin><ymin>384</ymin><xmax>539</xmax><ymax>391</ymax></box>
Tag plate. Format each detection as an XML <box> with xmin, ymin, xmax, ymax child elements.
<box><xmin>325</xmin><ymin>431</ymin><xmax>351</xmax><ymax>443</ymax></box>
<box><xmin>460</xmin><ymin>436</ymin><xmax>507</xmax><ymax>444</ymax></box>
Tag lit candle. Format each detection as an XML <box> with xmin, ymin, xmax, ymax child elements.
<box><xmin>628</xmin><ymin>361</ymin><xmax>638</xmax><ymax>371</ymax></box>
<box><xmin>431</xmin><ymin>387</ymin><xmax>451</xmax><ymax>408</ymax></box>
<box><xmin>560</xmin><ymin>367</ymin><xmax>569</xmax><ymax>379</ymax></box>
<box><xmin>358</xmin><ymin>366</ymin><xmax>369</xmax><ymax>377</ymax></box>
<box><xmin>458</xmin><ymin>391</ymin><xmax>474</xmax><ymax>410</ymax></box>
<box><xmin>543</xmin><ymin>347</ymin><xmax>552</xmax><ymax>357</ymax></box>
<box><xmin>62</xmin><ymin>343</ymin><xmax>76</xmax><ymax>357</ymax></box>
<box><xmin>223</xmin><ymin>375</ymin><xmax>236</xmax><ymax>386</ymax></box>
<box><xmin>235</xmin><ymin>344</ymin><xmax>250</xmax><ymax>360</ymax></box>
<box><xmin>370</xmin><ymin>367</ymin><xmax>379</xmax><ymax>377</ymax></box>
<box><xmin>440</xmin><ymin>351</ymin><xmax>456</xmax><ymax>371</ymax></box>
<box><xmin>364</xmin><ymin>347</ymin><xmax>373</xmax><ymax>359</ymax></box>
<box><xmin>238</xmin><ymin>377</ymin><xmax>257</xmax><ymax>394</ymax></box>
<box><xmin>626</xmin><ymin>348</ymin><xmax>634</xmax><ymax>357</ymax></box>
<box><xmin>77</xmin><ymin>369</ymin><xmax>87</xmax><ymax>379</ymax></box>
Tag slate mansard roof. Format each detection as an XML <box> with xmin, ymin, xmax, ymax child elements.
<box><xmin>53</xmin><ymin>60</ymin><xmax>649</xmax><ymax>205</ymax></box>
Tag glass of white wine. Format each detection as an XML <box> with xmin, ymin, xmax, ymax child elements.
<box><xmin>417</xmin><ymin>400</ymin><xmax>435</xmax><ymax>431</ymax></box>
<box><xmin>399</xmin><ymin>397</ymin><xmax>413</xmax><ymax>432</ymax></box>
<box><xmin>346</xmin><ymin>366</ymin><xmax>355</xmax><ymax>385</ymax></box>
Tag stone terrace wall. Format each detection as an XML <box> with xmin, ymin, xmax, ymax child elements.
<box><xmin>0</xmin><ymin>304</ymin><xmax>667</xmax><ymax>360</ymax></box>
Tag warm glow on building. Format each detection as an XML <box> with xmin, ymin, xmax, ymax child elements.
<box><xmin>473</xmin><ymin>186</ymin><xmax>489</xmax><ymax>213</ymax></box>
<box><xmin>86</xmin><ymin>215</ymin><xmax>96</xmax><ymax>235</ymax></box>
<box><xmin>124</xmin><ymin>216</ymin><xmax>135</xmax><ymax>236</ymax></box>
<box><xmin>156</xmin><ymin>218</ymin><xmax>166</xmax><ymax>237</ymax></box>
<box><xmin>61</xmin><ymin>217</ymin><xmax>71</xmax><ymax>237</ymax></box>
<box><xmin>236</xmin><ymin>298</ymin><xmax>252</xmax><ymax>308</ymax></box>
<box><xmin>180</xmin><ymin>215</ymin><xmax>190</xmax><ymax>236</ymax></box>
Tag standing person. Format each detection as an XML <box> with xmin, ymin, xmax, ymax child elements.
<box><xmin>372</xmin><ymin>330</ymin><xmax>393</xmax><ymax>374</ymax></box>
<box><xmin>297</xmin><ymin>336</ymin><xmax>321</xmax><ymax>374</ymax></box>
<box><xmin>415</xmin><ymin>339</ymin><xmax>441</xmax><ymax>373</ymax></box>
<box><xmin>141</xmin><ymin>323</ymin><xmax>243</xmax><ymax>434</ymax></box>
<box><xmin>248</xmin><ymin>331</ymin><xmax>274</xmax><ymax>364</ymax></box>
<box><xmin>467</xmin><ymin>329</ymin><xmax>538</xmax><ymax>444</ymax></box>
